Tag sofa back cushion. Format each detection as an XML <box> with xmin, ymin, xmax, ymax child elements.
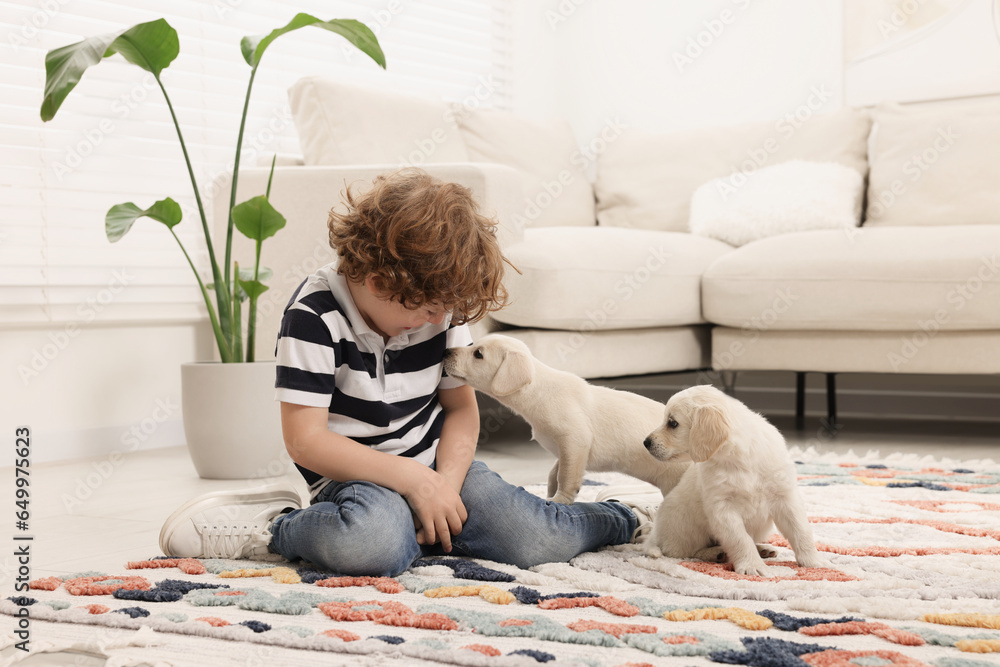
<box><xmin>288</xmin><ymin>76</ymin><xmax>469</xmax><ymax>166</ymax></box>
<box><xmin>865</xmin><ymin>100</ymin><xmax>1000</xmax><ymax>226</ymax></box>
<box><xmin>454</xmin><ymin>107</ymin><xmax>595</xmax><ymax>228</ymax></box>
<box><xmin>594</xmin><ymin>107</ymin><xmax>872</xmax><ymax>232</ymax></box>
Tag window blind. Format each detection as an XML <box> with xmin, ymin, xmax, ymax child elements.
<box><xmin>1</xmin><ymin>0</ymin><xmax>513</xmax><ymax>326</ymax></box>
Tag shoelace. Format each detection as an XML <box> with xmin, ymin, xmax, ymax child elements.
<box><xmin>630</xmin><ymin>504</ymin><xmax>659</xmax><ymax>543</ymax></box>
<box><xmin>200</xmin><ymin>523</ymin><xmax>269</xmax><ymax>559</ymax></box>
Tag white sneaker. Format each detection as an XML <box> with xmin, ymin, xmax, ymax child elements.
<box><xmin>595</xmin><ymin>484</ymin><xmax>662</xmax><ymax>544</ymax></box>
<box><xmin>159</xmin><ymin>481</ymin><xmax>303</xmax><ymax>559</ymax></box>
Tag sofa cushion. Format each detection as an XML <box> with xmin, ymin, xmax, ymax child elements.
<box><xmin>503</xmin><ymin>326</ymin><xmax>711</xmax><ymax>378</ymax></box>
<box><xmin>702</xmin><ymin>225</ymin><xmax>1000</xmax><ymax>331</ymax></box>
<box><xmin>493</xmin><ymin>227</ymin><xmax>733</xmax><ymax>330</ymax></box>
<box><xmin>865</xmin><ymin>100</ymin><xmax>1000</xmax><ymax>226</ymax></box>
<box><xmin>689</xmin><ymin>160</ymin><xmax>864</xmax><ymax>247</ymax></box>
<box><xmin>595</xmin><ymin>107</ymin><xmax>872</xmax><ymax>232</ymax></box>
<box><xmin>288</xmin><ymin>76</ymin><xmax>469</xmax><ymax>166</ymax></box>
<box><xmin>454</xmin><ymin>107</ymin><xmax>595</xmax><ymax>228</ymax></box>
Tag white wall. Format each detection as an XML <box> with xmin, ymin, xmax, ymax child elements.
<box><xmin>512</xmin><ymin>0</ymin><xmax>844</xmax><ymax>143</ymax></box>
<box><xmin>4</xmin><ymin>322</ymin><xmax>213</xmax><ymax>464</ymax></box>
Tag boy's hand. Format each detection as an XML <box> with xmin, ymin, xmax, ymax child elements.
<box><xmin>404</xmin><ymin>465</ymin><xmax>467</xmax><ymax>552</ymax></box>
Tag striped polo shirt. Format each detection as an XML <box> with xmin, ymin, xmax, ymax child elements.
<box><xmin>273</xmin><ymin>260</ymin><xmax>472</xmax><ymax>499</ymax></box>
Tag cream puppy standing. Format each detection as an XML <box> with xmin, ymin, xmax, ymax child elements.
<box><xmin>643</xmin><ymin>385</ymin><xmax>828</xmax><ymax>576</ymax></box>
<box><xmin>443</xmin><ymin>334</ymin><xmax>688</xmax><ymax>503</ymax></box>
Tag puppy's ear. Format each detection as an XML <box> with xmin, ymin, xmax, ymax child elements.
<box><xmin>689</xmin><ymin>404</ymin><xmax>730</xmax><ymax>462</ymax></box>
<box><xmin>491</xmin><ymin>349</ymin><xmax>534</xmax><ymax>396</ymax></box>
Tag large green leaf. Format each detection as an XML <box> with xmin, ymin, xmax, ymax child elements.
<box><xmin>240</xmin><ymin>14</ymin><xmax>385</xmax><ymax>69</ymax></box>
<box><xmin>105</xmin><ymin>19</ymin><xmax>178</xmax><ymax>75</ymax></box>
<box><xmin>105</xmin><ymin>197</ymin><xmax>182</xmax><ymax>243</ymax></box>
<box><xmin>243</xmin><ymin>265</ymin><xmax>273</xmax><ymax>283</ymax></box>
<box><xmin>211</xmin><ymin>266</ymin><xmax>272</xmax><ymax>292</ymax></box>
<box><xmin>237</xmin><ymin>278</ymin><xmax>270</xmax><ymax>302</ymax></box>
<box><xmin>41</xmin><ymin>19</ymin><xmax>179</xmax><ymax>121</ymax></box>
<box><xmin>41</xmin><ymin>32</ymin><xmax>121</xmax><ymax>121</ymax></box>
<box><xmin>229</xmin><ymin>266</ymin><xmax>272</xmax><ymax>301</ymax></box>
<box><xmin>231</xmin><ymin>195</ymin><xmax>286</xmax><ymax>242</ymax></box>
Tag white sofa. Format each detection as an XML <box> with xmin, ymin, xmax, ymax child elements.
<box><xmin>217</xmin><ymin>78</ymin><xmax>1000</xmax><ymax>414</ymax></box>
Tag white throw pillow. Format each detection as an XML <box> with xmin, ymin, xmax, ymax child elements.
<box><xmin>688</xmin><ymin>161</ymin><xmax>864</xmax><ymax>247</ymax></box>
<box><xmin>454</xmin><ymin>107</ymin><xmax>595</xmax><ymax>228</ymax></box>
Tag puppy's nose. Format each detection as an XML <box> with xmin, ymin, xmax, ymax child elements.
<box><xmin>643</xmin><ymin>437</ymin><xmax>653</xmax><ymax>450</ymax></box>
<box><xmin>442</xmin><ymin>348</ymin><xmax>454</xmax><ymax>359</ymax></box>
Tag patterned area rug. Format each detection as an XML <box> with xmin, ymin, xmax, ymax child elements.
<box><xmin>3</xmin><ymin>448</ymin><xmax>1000</xmax><ymax>667</ymax></box>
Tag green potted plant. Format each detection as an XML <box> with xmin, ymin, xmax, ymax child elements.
<box><xmin>41</xmin><ymin>14</ymin><xmax>385</xmax><ymax>478</ymax></box>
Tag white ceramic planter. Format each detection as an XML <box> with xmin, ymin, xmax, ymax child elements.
<box><xmin>180</xmin><ymin>361</ymin><xmax>291</xmax><ymax>479</ymax></box>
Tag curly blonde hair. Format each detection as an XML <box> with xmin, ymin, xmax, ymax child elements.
<box><xmin>328</xmin><ymin>168</ymin><xmax>514</xmax><ymax>325</ymax></box>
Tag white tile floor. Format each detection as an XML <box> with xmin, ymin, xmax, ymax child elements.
<box><xmin>3</xmin><ymin>412</ymin><xmax>997</xmax><ymax>590</ymax></box>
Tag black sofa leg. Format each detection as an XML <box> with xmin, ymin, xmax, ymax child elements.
<box><xmin>720</xmin><ymin>371</ymin><xmax>737</xmax><ymax>396</ymax></box>
<box><xmin>823</xmin><ymin>372</ymin><xmax>841</xmax><ymax>434</ymax></box>
<box><xmin>795</xmin><ymin>372</ymin><xmax>806</xmax><ymax>430</ymax></box>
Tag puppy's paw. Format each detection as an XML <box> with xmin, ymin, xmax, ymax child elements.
<box><xmin>694</xmin><ymin>546</ymin><xmax>727</xmax><ymax>563</ymax></box>
<box><xmin>756</xmin><ymin>544</ymin><xmax>778</xmax><ymax>559</ymax></box>
<box><xmin>548</xmin><ymin>492</ymin><xmax>576</xmax><ymax>504</ymax></box>
<box><xmin>644</xmin><ymin>543</ymin><xmax>664</xmax><ymax>558</ymax></box>
<box><xmin>734</xmin><ymin>560</ymin><xmax>775</xmax><ymax>578</ymax></box>
<box><xmin>796</xmin><ymin>552</ymin><xmax>832</xmax><ymax>569</ymax></box>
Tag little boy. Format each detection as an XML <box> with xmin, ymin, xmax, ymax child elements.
<box><xmin>160</xmin><ymin>169</ymin><xmax>655</xmax><ymax>576</ymax></box>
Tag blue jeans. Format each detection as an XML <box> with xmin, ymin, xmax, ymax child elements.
<box><xmin>269</xmin><ymin>460</ymin><xmax>636</xmax><ymax>576</ymax></box>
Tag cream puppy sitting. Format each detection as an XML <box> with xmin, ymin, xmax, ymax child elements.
<box><xmin>443</xmin><ymin>334</ymin><xmax>688</xmax><ymax>504</ymax></box>
<box><xmin>643</xmin><ymin>385</ymin><xmax>828</xmax><ymax>576</ymax></box>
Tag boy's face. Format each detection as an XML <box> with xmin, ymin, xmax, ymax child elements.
<box><xmin>359</xmin><ymin>275</ymin><xmax>447</xmax><ymax>338</ymax></box>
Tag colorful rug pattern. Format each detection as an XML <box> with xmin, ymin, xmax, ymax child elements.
<box><xmin>4</xmin><ymin>449</ymin><xmax>1000</xmax><ymax>666</ymax></box>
